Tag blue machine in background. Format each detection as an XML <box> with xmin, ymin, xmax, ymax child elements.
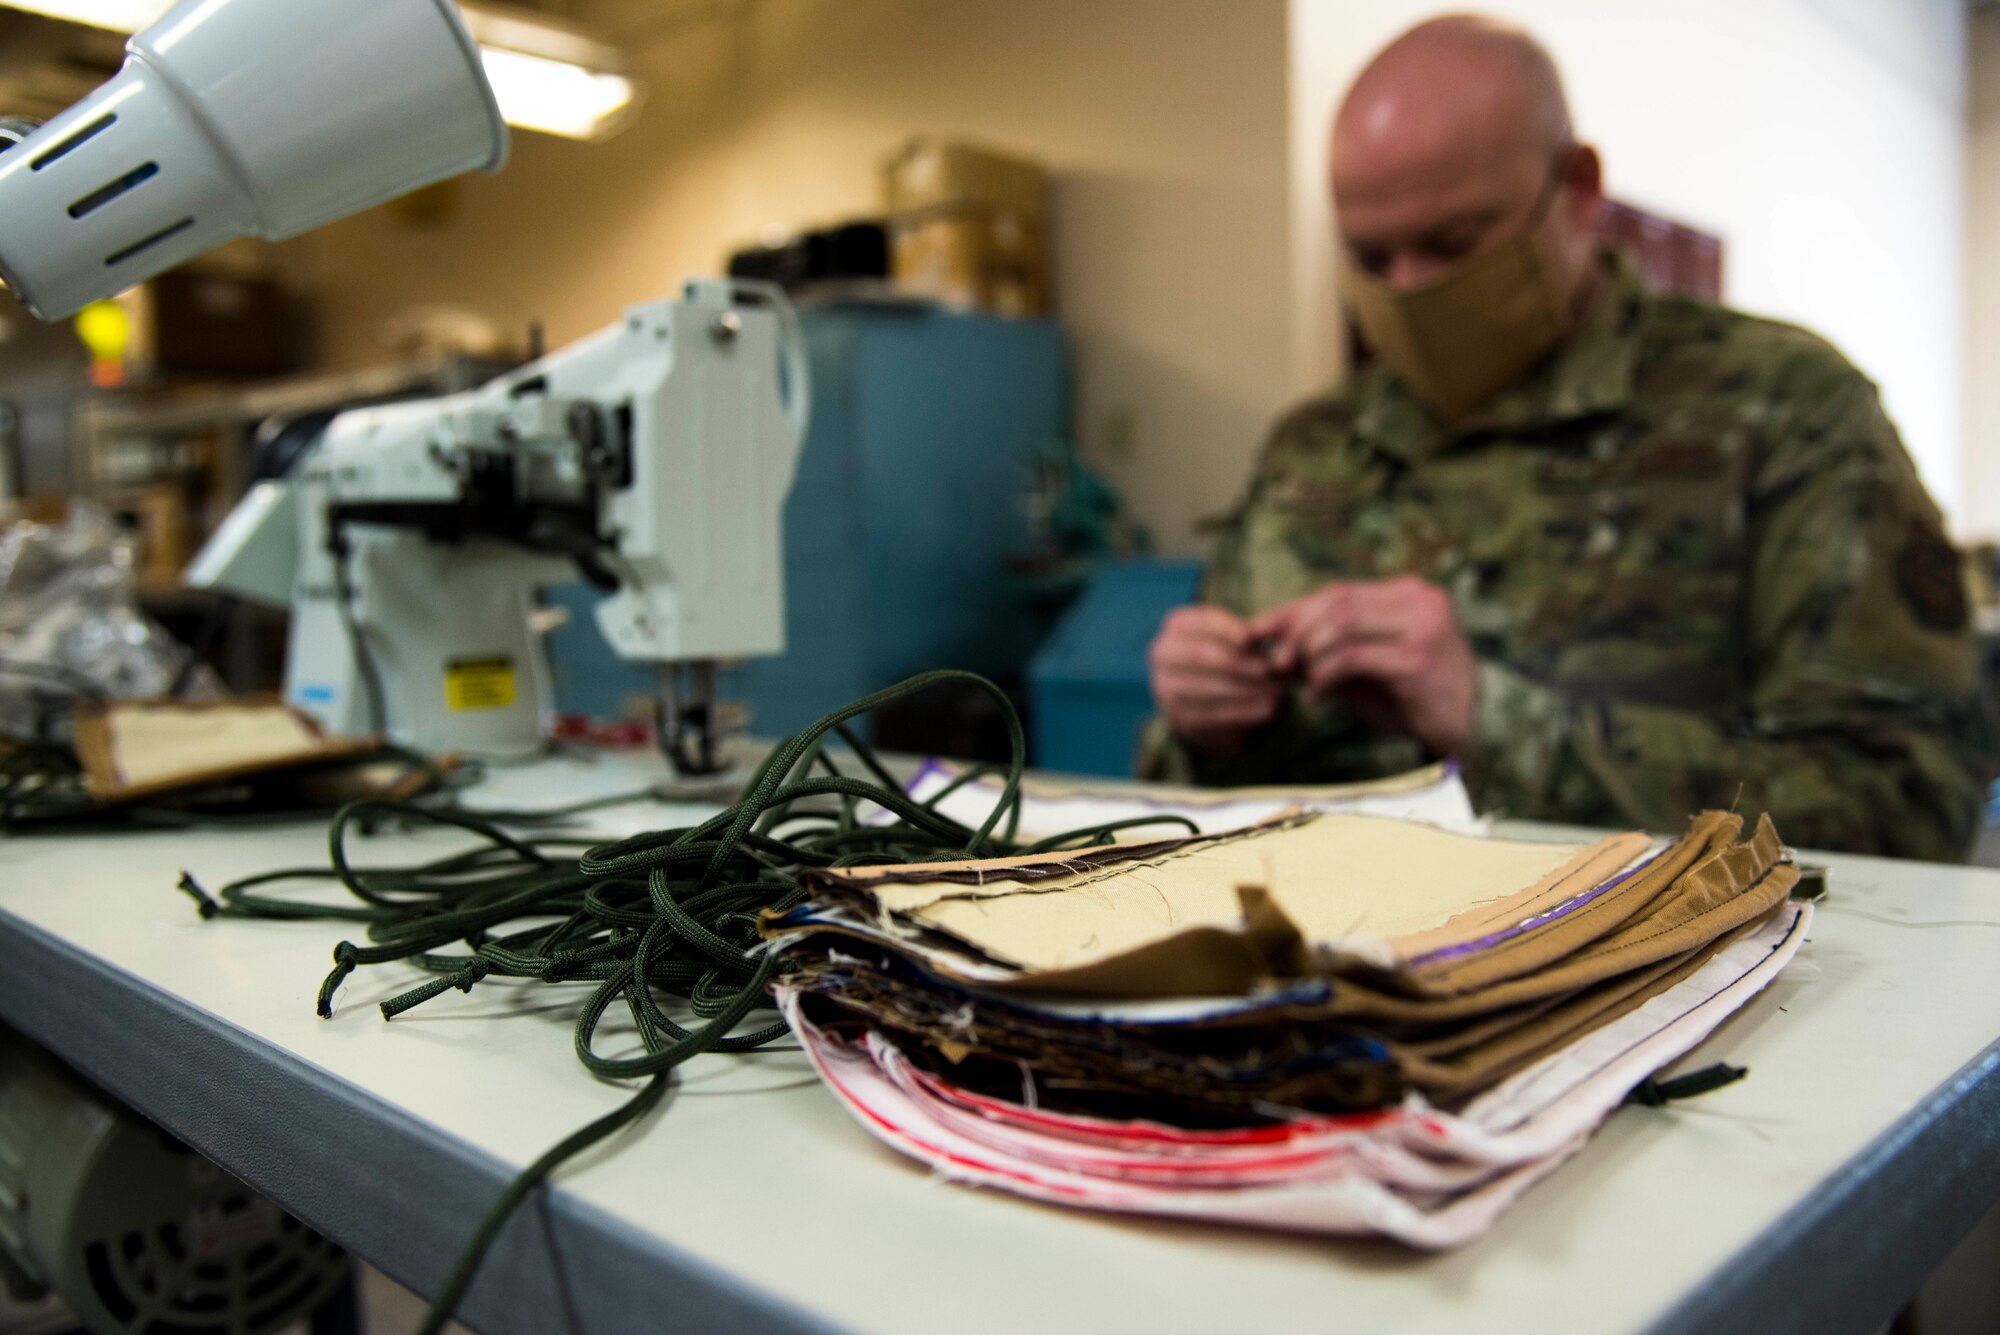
<box><xmin>1027</xmin><ymin>558</ymin><xmax>1203</xmax><ymax>776</ymax></box>
<box><xmin>546</xmin><ymin>302</ymin><xmax>1066</xmax><ymax>742</ymax></box>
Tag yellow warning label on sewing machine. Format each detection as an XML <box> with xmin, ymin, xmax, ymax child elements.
<box><xmin>445</xmin><ymin>657</ymin><xmax>516</xmax><ymax>711</ymax></box>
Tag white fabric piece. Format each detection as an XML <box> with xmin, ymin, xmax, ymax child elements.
<box><xmin>885</xmin><ymin>760</ymin><xmax>1482</xmax><ymax>840</ymax></box>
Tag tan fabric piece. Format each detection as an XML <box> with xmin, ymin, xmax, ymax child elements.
<box><xmin>72</xmin><ymin>699</ymin><xmax>382</xmax><ymax>802</ymax></box>
<box><xmin>774</xmin><ymin>800</ymin><xmax>1803</xmax><ymax>1120</ymax></box>
<box><xmin>1390</xmin><ymin>914</ymin><xmax>1770</xmax><ymax>1105</ymax></box>
<box><xmin>951</xmin><ymin>885</ymin><xmax>1316</xmax><ymax>999</ymax></box>
<box><xmin>1399</xmin><ymin>812</ymin><xmax>1794</xmax><ymax>996</ymax></box>
<box><xmin>1263</xmin><ymin>823</ymin><xmax>1795</xmax><ymax>1025</ymax></box>
<box><xmin>980</xmin><ymin>823</ymin><xmax>1784</xmax><ymax>1023</ymax></box>
<box><xmin>777</xmin><ymin>906</ymin><xmax>1788</xmax><ymax>1117</ymax></box>
<box><xmin>1385</xmin><ymin>829</ymin><xmax>1652</xmax><ymax>959</ymax></box>
<box><xmin>811</xmin><ymin>812</ymin><xmax>1637</xmax><ymax>991</ymax></box>
<box><xmin>794</xmin><ymin>811</ymin><xmax>1791</xmax><ymax>1020</ymax></box>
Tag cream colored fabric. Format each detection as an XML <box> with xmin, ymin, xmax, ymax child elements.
<box><xmin>867</xmin><ymin>813</ymin><xmax>1603</xmax><ymax>974</ymax></box>
<box><xmin>107</xmin><ymin>703</ymin><xmax>326</xmax><ymax>787</ymax></box>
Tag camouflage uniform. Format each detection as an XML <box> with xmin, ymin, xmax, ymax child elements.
<box><xmin>1146</xmin><ymin>253</ymin><xmax>1988</xmax><ymax>861</ymax></box>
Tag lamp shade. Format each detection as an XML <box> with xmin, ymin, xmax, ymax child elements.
<box><xmin>0</xmin><ymin>0</ymin><xmax>508</xmax><ymax>319</ymax></box>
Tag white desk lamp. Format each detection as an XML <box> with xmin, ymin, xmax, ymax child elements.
<box><xmin>0</xmin><ymin>0</ymin><xmax>508</xmax><ymax>320</ymax></box>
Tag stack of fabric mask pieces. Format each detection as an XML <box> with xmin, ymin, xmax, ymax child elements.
<box><xmin>763</xmin><ymin>765</ymin><xmax>1810</xmax><ymax>1248</ymax></box>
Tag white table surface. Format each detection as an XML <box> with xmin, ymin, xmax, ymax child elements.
<box><xmin>5</xmin><ymin>750</ymin><xmax>2000</xmax><ymax>1335</ymax></box>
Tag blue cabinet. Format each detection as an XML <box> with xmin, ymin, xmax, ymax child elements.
<box><xmin>1028</xmin><ymin>558</ymin><xmax>1203</xmax><ymax>777</ymax></box>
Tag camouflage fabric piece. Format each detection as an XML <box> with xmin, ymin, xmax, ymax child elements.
<box><xmin>1144</xmin><ymin>252</ymin><xmax>1988</xmax><ymax>861</ymax></box>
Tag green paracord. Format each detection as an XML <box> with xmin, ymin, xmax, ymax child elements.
<box><xmin>177</xmin><ymin>670</ymin><xmax>1192</xmax><ymax>1335</ymax></box>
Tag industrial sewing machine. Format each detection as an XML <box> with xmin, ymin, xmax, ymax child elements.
<box><xmin>187</xmin><ymin>283</ymin><xmax>810</xmax><ymax>771</ymax></box>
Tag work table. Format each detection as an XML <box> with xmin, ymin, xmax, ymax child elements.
<box><xmin>3</xmin><ymin>751</ymin><xmax>1997</xmax><ymax>1334</ymax></box>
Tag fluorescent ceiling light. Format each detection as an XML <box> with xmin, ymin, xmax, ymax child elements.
<box><xmin>0</xmin><ymin>0</ymin><xmax>169</xmax><ymax>29</ymax></box>
<box><xmin>0</xmin><ymin>0</ymin><xmax>640</xmax><ymax>141</ymax></box>
<box><xmin>458</xmin><ymin>3</ymin><xmax>640</xmax><ymax>141</ymax></box>
<box><xmin>477</xmin><ymin>46</ymin><xmax>635</xmax><ymax>141</ymax></box>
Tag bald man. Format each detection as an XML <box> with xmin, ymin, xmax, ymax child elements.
<box><xmin>1144</xmin><ymin>14</ymin><xmax>1987</xmax><ymax>860</ymax></box>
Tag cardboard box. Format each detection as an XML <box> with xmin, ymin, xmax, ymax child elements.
<box><xmin>883</xmin><ymin>137</ymin><xmax>1048</xmax><ymax>217</ymax></box>
<box><xmin>107</xmin><ymin>482</ymin><xmax>196</xmax><ymax>588</ymax></box>
<box><xmin>121</xmin><ymin>269</ymin><xmax>298</xmax><ymax>379</ymax></box>
<box><xmin>890</xmin><ymin>209</ymin><xmax>1049</xmax><ymax>316</ymax></box>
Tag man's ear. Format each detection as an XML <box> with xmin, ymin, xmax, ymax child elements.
<box><xmin>1562</xmin><ymin>143</ymin><xmax>1607</xmax><ymax>231</ymax></box>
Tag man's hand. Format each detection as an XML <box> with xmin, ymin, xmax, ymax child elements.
<box><xmin>1147</xmin><ymin>605</ymin><xmax>1284</xmax><ymax>752</ymax></box>
<box><xmin>1251</xmin><ymin>576</ymin><xmax>1478</xmax><ymax>756</ymax></box>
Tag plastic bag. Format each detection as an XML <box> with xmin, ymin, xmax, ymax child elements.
<box><xmin>0</xmin><ymin>504</ymin><xmax>219</xmax><ymax>739</ymax></box>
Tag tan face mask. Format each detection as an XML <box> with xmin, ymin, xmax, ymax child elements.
<box><xmin>1342</xmin><ymin>200</ymin><xmax>1575</xmax><ymax>423</ymax></box>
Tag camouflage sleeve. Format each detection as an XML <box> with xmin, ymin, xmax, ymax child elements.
<box><xmin>1136</xmin><ymin>465</ymin><xmax>1303</xmax><ymax>785</ymax></box>
<box><xmin>1137</xmin><ymin>405</ymin><xmax>1423</xmax><ymax>786</ymax></box>
<box><xmin>1462</xmin><ymin>363</ymin><xmax>1989</xmax><ymax>861</ymax></box>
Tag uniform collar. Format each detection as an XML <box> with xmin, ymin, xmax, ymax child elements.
<box><xmin>1352</xmin><ymin>249</ymin><xmax>1649</xmax><ymax>456</ymax></box>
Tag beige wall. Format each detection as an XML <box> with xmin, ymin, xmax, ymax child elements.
<box><xmin>1288</xmin><ymin>0</ymin><xmax>1971</xmax><ymax>528</ymax></box>
<box><xmin>276</xmin><ymin>1</ymin><xmax>1983</xmax><ymax>548</ymax></box>
<box><xmin>271</xmin><ymin>0</ymin><xmax>1292</xmax><ymax>556</ymax></box>
<box><xmin>1968</xmin><ymin>6</ymin><xmax>2000</xmax><ymax>540</ymax></box>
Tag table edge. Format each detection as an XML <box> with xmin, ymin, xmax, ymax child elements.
<box><xmin>0</xmin><ymin>901</ymin><xmax>846</xmax><ymax>1335</ymax></box>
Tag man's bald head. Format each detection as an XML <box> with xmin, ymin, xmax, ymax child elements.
<box><xmin>1336</xmin><ymin>16</ymin><xmax>1571</xmax><ymax>191</ymax></box>
<box><xmin>1331</xmin><ymin>14</ymin><xmax>1602</xmax><ymax>296</ymax></box>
